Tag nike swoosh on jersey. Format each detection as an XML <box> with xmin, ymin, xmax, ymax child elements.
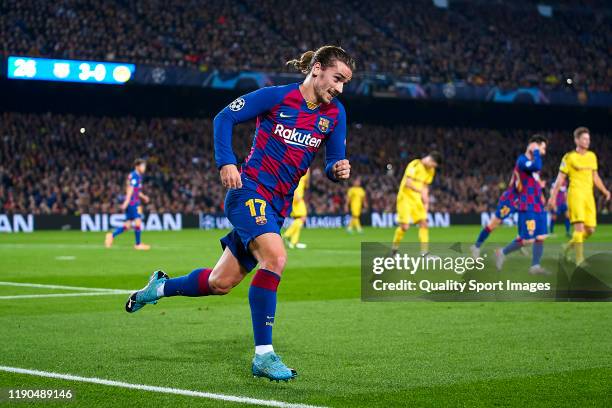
<box><xmin>279</xmin><ymin>112</ymin><xmax>293</xmax><ymax>118</ymax></box>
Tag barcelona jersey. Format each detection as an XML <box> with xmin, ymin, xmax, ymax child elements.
<box><xmin>214</xmin><ymin>83</ymin><xmax>346</xmax><ymax>217</ymax></box>
<box><xmin>128</xmin><ymin>170</ymin><xmax>142</xmax><ymax>206</ymax></box>
<box><xmin>515</xmin><ymin>150</ymin><xmax>544</xmax><ymax>213</ymax></box>
<box><xmin>397</xmin><ymin>159</ymin><xmax>435</xmax><ymax>202</ymax></box>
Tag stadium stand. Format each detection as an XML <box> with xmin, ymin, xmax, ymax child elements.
<box><xmin>1</xmin><ymin>0</ymin><xmax>609</xmax><ymax>89</ymax></box>
<box><xmin>1</xmin><ymin>112</ymin><xmax>609</xmax><ymax>215</ymax></box>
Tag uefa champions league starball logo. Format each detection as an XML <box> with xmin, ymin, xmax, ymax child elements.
<box><xmin>229</xmin><ymin>97</ymin><xmax>245</xmax><ymax>111</ymax></box>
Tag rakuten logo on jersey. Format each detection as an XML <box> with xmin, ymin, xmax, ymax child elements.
<box><xmin>273</xmin><ymin>124</ymin><xmax>322</xmax><ymax>148</ymax></box>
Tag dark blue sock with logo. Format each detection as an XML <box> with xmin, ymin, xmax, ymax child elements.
<box><xmin>532</xmin><ymin>240</ymin><xmax>544</xmax><ymax>266</ymax></box>
<box><xmin>475</xmin><ymin>226</ymin><xmax>492</xmax><ymax>248</ymax></box>
<box><xmin>112</xmin><ymin>227</ymin><xmax>125</xmax><ymax>237</ymax></box>
<box><xmin>249</xmin><ymin>269</ymin><xmax>280</xmax><ymax>346</ymax></box>
<box><xmin>503</xmin><ymin>238</ymin><xmax>523</xmax><ymax>255</ymax></box>
<box><xmin>134</xmin><ymin>227</ymin><xmax>142</xmax><ymax>245</ymax></box>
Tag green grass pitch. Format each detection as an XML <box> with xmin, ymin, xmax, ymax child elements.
<box><xmin>0</xmin><ymin>226</ymin><xmax>611</xmax><ymax>407</ymax></box>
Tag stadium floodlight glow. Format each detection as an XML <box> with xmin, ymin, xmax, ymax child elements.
<box><xmin>7</xmin><ymin>56</ymin><xmax>135</xmax><ymax>85</ymax></box>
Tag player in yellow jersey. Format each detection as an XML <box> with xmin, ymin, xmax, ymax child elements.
<box><xmin>283</xmin><ymin>169</ymin><xmax>310</xmax><ymax>249</ymax></box>
<box><xmin>392</xmin><ymin>151</ymin><xmax>441</xmax><ymax>254</ymax></box>
<box><xmin>346</xmin><ymin>177</ymin><xmax>367</xmax><ymax>233</ymax></box>
<box><xmin>548</xmin><ymin>127</ymin><xmax>610</xmax><ymax>264</ymax></box>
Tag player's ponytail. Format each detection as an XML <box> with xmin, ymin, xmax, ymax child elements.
<box><xmin>287</xmin><ymin>50</ymin><xmax>315</xmax><ymax>74</ymax></box>
<box><xmin>287</xmin><ymin>46</ymin><xmax>355</xmax><ymax>75</ymax></box>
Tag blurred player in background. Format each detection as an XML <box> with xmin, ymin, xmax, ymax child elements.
<box><xmin>282</xmin><ymin>169</ymin><xmax>310</xmax><ymax>249</ymax></box>
<box><xmin>496</xmin><ymin>135</ymin><xmax>549</xmax><ymax>274</ymax></box>
<box><xmin>548</xmin><ymin>178</ymin><xmax>570</xmax><ymax>237</ymax></box>
<box><xmin>471</xmin><ymin>170</ymin><xmax>519</xmax><ymax>257</ymax></box>
<box><xmin>548</xmin><ymin>127</ymin><xmax>610</xmax><ymax>264</ymax></box>
<box><xmin>392</xmin><ymin>152</ymin><xmax>441</xmax><ymax>255</ymax></box>
<box><xmin>105</xmin><ymin>158</ymin><xmax>150</xmax><ymax>250</ymax></box>
<box><xmin>346</xmin><ymin>177</ymin><xmax>366</xmax><ymax>233</ymax></box>
<box><xmin>124</xmin><ymin>46</ymin><xmax>355</xmax><ymax>381</ymax></box>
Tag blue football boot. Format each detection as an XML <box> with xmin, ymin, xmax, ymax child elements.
<box><xmin>125</xmin><ymin>270</ymin><xmax>169</xmax><ymax>313</ymax></box>
<box><xmin>252</xmin><ymin>352</ymin><xmax>297</xmax><ymax>382</ymax></box>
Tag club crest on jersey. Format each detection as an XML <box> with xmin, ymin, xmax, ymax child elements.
<box><xmin>317</xmin><ymin>117</ymin><xmax>331</xmax><ymax>133</ymax></box>
<box><xmin>255</xmin><ymin>215</ymin><xmax>267</xmax><ymax>225</ymax></box>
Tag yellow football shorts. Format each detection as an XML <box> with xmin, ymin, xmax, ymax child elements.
<box><xmin>397</xmin><ymin>195</ymin><xmax>426</xmax><ymax>225</ymax></box>
<box><xmin>568</xmin><ymin>192</ymin><xmax>596</xmax><ymax>227</ymax></box>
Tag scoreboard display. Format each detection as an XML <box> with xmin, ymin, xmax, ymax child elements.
<box><xmin>7</xmin><ymin>56</ymin><xmax>135</xmax><ymax>85</ymax></box>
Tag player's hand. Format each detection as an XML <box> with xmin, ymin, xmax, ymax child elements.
<box><xmin>332</xmin><ymin>160</ymin><xmax>351</xmax><ymax>180</ymax></box>
<box><xmin>120</xmin><ymin>202</ymin><xmax>128</xmax><ymax>211</ymax></box>
<box><xmin>220</xmin><ymin>164</ymin><xmax>242</xmax><ymax>189</ymax></box>
<box><xmin>546</xmin><ymin>197</ymin><xmax>556</xmax><ymax>211</ymax></box>
<box><xmin>528</xmin><ymin>142</ymin><xmax>544</xmax><ymax>155</ymax></box>
<box><xmin>141</xmin><ymin>194</ymin><xmax>150</xmax><ymax>204</ymax></box>
<box><xmin>604</xmin><ymin>190</ymin><xmax>611</xmax><ymax>201</ymax></box>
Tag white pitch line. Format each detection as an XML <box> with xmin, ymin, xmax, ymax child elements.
<box><xmin>0</xmin><ymin>281</ymin><xmax>132</xmax><ymax>293</ymax></box>
<box><xmin>0</xmin><ymin>291</ymin><xmax>132</xmax><ymax>300</ymax></box>
<box><xmin>0</xmin><ymin>365</ymin><xmax>325</xmax><ymax>408</ymax></box>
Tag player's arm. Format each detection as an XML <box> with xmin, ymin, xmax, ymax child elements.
<box><xmin>548</xmin><ymin>153</ymin><xmax>569</xmax><ymax>210</ymax></box>
<box><xmin>138</xmin><ymin>191</ymin><xmax>150</xmax><ymax>204</ymax></box>
<box><xmin>294</xmin><ymin>188</ymin><xmax>304</xmax><ymax>204</ymax></box>
<box><xmin>213</xmin><ymin>86</ymin><xmax>285</xmax><ymax>188</ymax></box>
<box><xmin>404</xmin><ymin>177</ymin><xmax>422</xmax><ymax>193</ymax></box>
<box><xmin>325</xmin><ymin>103</ymin><xmax>349</xmax><ymax>181</ymax></box>
<box><xmin>421</xmin><ymin>184</ymin><xmax>430</xmax><ymax>210</ymax></box>
<box><xmin>121</xmin><ymin>184</ymin><xmax>133</xmax><ymax>211</ymax></box>
<box><xmin>547</xmin><ymin>172</ymin><xmax>567</xmax><ymax>210</ymax></box>
<box><xmin>363</xmin><ymin>192</ymin><xmax>368</xmax><ymax>210</ymax></box>
<box><xmin>593</xmin><ymin>171</ymin><xmax>611</xmax><ymax>201</ymax></box>
<box><xmin>518</xmin><ymin>149</ymin><xmax>542</xmax><ymax>173</ymax></box>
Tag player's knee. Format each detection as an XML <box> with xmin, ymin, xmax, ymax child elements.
<box><xmin>208</xmin><ymin>275</ymin><xmax>235</xmax><ymax>295</ymax></box>
<box><xmin>260</xmin><ymin>254</ymin><xmax>287</xmax><ymax>274</ymax></box>
<box><xmin>400</xmin><ymin>223</ymin><xmax>409</xmax><ymax>231</ymax></box>
<box><xmin>585</xmin><ymin>227</ymin><xmax>595</xmax><ymax>236</ymax></box>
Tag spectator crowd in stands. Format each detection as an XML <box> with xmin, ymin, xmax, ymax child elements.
<box><xmin>1</xmin><ymin>0</ymin><xmax>609</xmax><ymax>91</ymax></box>
<box><xmin>1</xmin><ymin>112</ymin><xmax>610</xmax><ymax>216</ymax></box>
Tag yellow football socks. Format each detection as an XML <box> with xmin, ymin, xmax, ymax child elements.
<box><xmin>418</xmin><ymin>227</ymin><xmax>429</xmax><ymax>253</ymax></box>
<box><xmin>289</xmin><ymin>219</ymin><xmax>304</xmax><ymax>245</ymax></box>
<box><xmin>571</xmin><ymin>230</ymin><xmax>584</xmax><ymax>264</ymax></box>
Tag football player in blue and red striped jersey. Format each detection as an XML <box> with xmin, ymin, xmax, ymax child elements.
<box><xmin>105</xmin><ymin>158</ymin><xmax>150</xmax><ymax>250</ymax></box>
<box><xmin>495</xmin><ymin>135</ymin><xmax>550</xmax><ymax>274</ymax></box>
<box><xmin>125</xmin><ymin>46</ymin><xmax>355</xmax><ymax>381</ymax></box>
